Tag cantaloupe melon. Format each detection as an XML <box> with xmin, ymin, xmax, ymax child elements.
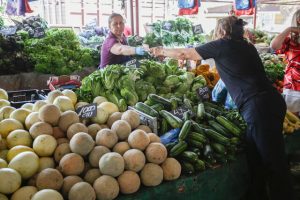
<box><xmin>53</xmin><ymin>96</ymin><xmax>75</xmax><ymax>112</ymax></box>
<box><xmin>6</xmin><ymin>145</ymin><xmax>34</xmax><ymax>162</ymax></box>
<box><xmin>0</xmin><ymin>158</ymin><xmax>7</xmax><ymax>168</ymax></box>
<box><xmin>69</xmin><ymin>132</ymin><xmax>95</xmax><ymax>156</ymax></box>
<box><xmin>93</xmin><ymin>96</ymin><xmax>108</xmax><ymax>106</ymax></box>
<box><xmin>0</xmin><ymin>99</ymin><xmax>10</xmax><ymax>109</ymax></box>
<box><xmin>140</xmin><ymin>163</ymin><xmax>163</xmax><ymax>187</ymax></box>
<box><xmin>145</xmin><ymin>143</ymin><xmax>167</xmax><ymax>164</ymax></box>
<box><xmin>136</xmin><ymin>125</ymin><xmax>152</xmax><ymax>133</ymax></box>
<box><xmin>91</xmin><ymin>107</ymin><xmax>109</xmax><ymax>124</ymax></box>
<box><xmin>11</xmin><ymin>186</ymin><xmax>38</xmax><ymax>200</ymax></box>
<box><xmin>121</xmin><ymin>110</ymin><xmax>140</xmax><ymax>129</ymax></box>
<box><xmin>112</xmin><ymin>142</ymin><xmax>130</xmax><ymax>156</ymax></box>
<box><xmin>36</xmin><ymin>168</ymin><xmax>64</xmax><ymax>190</ymax></box>
<box><xmin>58</xmin><ymin>111</ymin><xmax>79</xmax><ymax>132</ymax></box>
<box><xmin>128</xmin><ymin>130</ymin><xmax>150</xmax><ymax>151</ymax></box>
<box><xmin>8</xmin><ymin>151</ymin><xmax>39</xmax><ymax>179</ymax></box>
<box><xmin>75</xmin><ymin>102</ymin><xmax>89</xmax><ymax>110</ymax></box>
<box><xmin>88</xmin><ymin>146</ymin><xmax>110</xmax><ymax>168</ymax></box>
<box><xmin>38</xmin><ymin>104</ymin><xmax>61</xmax><ymax>126</ymax></box>
<box><xmin>0</xmin><ymin>106</ymin><xmax>15</xmax><ymax>121</ymax></box>
<box><xmin>56</xmin><ymin>138</ymin><xmax>69</xmax><ymax>145</ymax></box>
<box><xmin>0</xmin><ymin>168</ymin><xmax>21</xmax><ymax>194</ymax></box>
<box><xmin>93</xmin><ymin>175</ymin><xmax>119</xmax><ymax>200</ymax></box>
<box><xmin>47</xmin><ymin>90</ymin><xmax>64</xmax><ymax>104</ymax></box>
<box><xmin>61</xmin><ymin>176</ymin><xmax>83</xmax><ymax>198</ymax></box>
<box><xmin>29</xmin><ymin>121</ymin><xmax>53</xmax><ymax>139</ymax></box>
<box><xmin>161</xmin><ymin>158</ymin><xmax>181</xmax><ymax>181</ymax></box>
<box><xmin>21</xmin><ymin>103</ymin><xmax>34</xmax><ymax>111</ymax></box>
<box><xmin>33</xmin><ymin>135</ymin><xmax>57</xmax><ymax>157</ymax></box>
<box><xmin>106</xmin><ymin>112</ymin><xmax>122</xmax><ymax>128</ymax></box>
<box><xmin>9</xmin><ymin>108</ymin><xmax>31</xmax><ymax>125</ymax></box>
<box><xmin>0</xmin><ymin>89</ymin><xmax>8</xmax><ymax>101</ymax></box>
<box><xmin>62</xmin><ymin>89</ymin><xmax>77</xmax><ymax>106</ymax></box>
<box><xmin>84</xmin><ymin>168</ymin><xmax>101</xmax><ymax>185</ymax></box>
<box><xmin>99</xmin><ymin>152</ymin><xmax>124</xmax><ymax>177</ymax></box>
<box><xmin>117</xmin><ymin>171</ymin><xmax>140</xmax><ymax>194</ymax></box>
<box><xmin>54</xmin><ymin>143</ymin><xmax>71</xmax><ymax>163</ymax></box>
<box><xmin>52</xmin><ymin>126</ymin><xmax>65</xmax><ymax>139</ymax></box>
<box><xmin>148</xmin><ymin>133</ymin><xmax>161</xmax><ymax>143</ymax></box>
<box><xmin>111</xmin><ymin>120</ymin><xmax>131</xmax><ymax>140</ymax></box>
<box><xmin>32</xmin><ymin>100</ymin><xmax>47</xmax><ymax>112</ymax></box>
<box><xmin>31</xmin><ymin>189</ymin><xmax>63</xmax><ymax>200</ymax></box>
<box><xmin>38</xmin><ymin>157</ymin><xmax>55</xmax><ymax>172</ymax></box>
<box><xmin>95</xmin><ymin>129</ymin><xmax>118</xmax><ymax>149</ymax></box>
<box><xmin>67</xmin><ymin>123</ymin><xmax>88</xmax><ymax>140</ymax></box>
<box><xmin>98</xmin><ymin>102</ymin><xmax>119</xmax><ymax>116</ymax></box>
<box><xmin>59</xmin><ymin>153</ymin><xmax>84</xmax><ymax>176</ymax></box>
<box><xmin>123</xmin><ymin>149</ymin><xmax>145</xmax><ymax>172</ymax></box>
<box><xmin>87</xmin><ymin>124</ymin><xmax>102</xmax><ymax>139</ymax></box>
<box><xmin>68</xmin><ymin>182</ymin><xmax>96</xmax><ymax>200</ymax></box>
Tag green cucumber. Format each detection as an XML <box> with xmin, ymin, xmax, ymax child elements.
<box><xmin>135</xmin><ymin>102</ymin><xmax>159</xmax><ymax>117</ymax></box>
<box><xmin>183</xmin><ymin>111</ymin><xmax>191</xmax><ymax>121</ymax></box>
<box><xmin>204</xmin><ymin>112</ymin><xmax>215</xmax><ymax>120</ymax></box>
<box><xmin>189</xmin><ymin>132</ymin><xmax>207</xmax><ymax>144</ymax></box>
<box><xmin>205</xmin><ymin>106</ymin><xmax>223</xmax><ymax>116</ymax></box>
<box><xmin>193</xmin><ymin>159</ymin><xmax>206</xmax><ymax>171</ymax></box>
<box><xmin>191</xmin><ymin>122</ymin><xmax>207</xmax><ymax>135</ymax></box>
<box><xmin>216</xmin><ymin>116</ymin><xmax>242</xmax><ymax>136</ymax></box>
<box><xmin>169</xmin><ymin>141</ymin><xmax>187</xmax><ymax>157</ymax></box>
<box><xmin>165</xmin><ymin>142</ymin><xmax>177</xmax><ymax>152</ymax></box>
<box><xmin>148</xmin><ymin>94</ymin><xmax>172</xmax><ymax>108</ymax></box>
<box><xmin>160</xmin><ymin>118</ymin><xmax>169</xmax><ymax>135</ymax></box>
<box><xmin>205</xmin><ymin>129</ymin><xmax>230</xmax><ymax>146</ymax></box>
<box><xmin>186</xmin><ymin>139</ymin><xmax>204</xmax><ymax>149</ymax></box>
<box><xmin>159</xmin><ymin>110</ymin><xmax>183</xmax><ymax>129</ymax></box>
<box><xmin>208</xmin><ymin>120</ymin><xmax>232</xmax><ymax>138</ymax></box>
<box><xmin>151</xmin><ymin>103</ymin><xmax>165</xmax><ymax>112</ymax></box>
<box><xmin>170</xmin><ymin>98</ymin><xmax>178</xmax><ymax>110</ymax></box>
<box><xmin>181</xmin><ymin>161</ymin><xmax>195</xmax><ymax>174</ymax></box>
<box><xmin>203</xmin><ymin>101</ymin><xmax>224</xmax><ymax>111</ymax></box>
<box><xmin>197</xmin><ymin>103</ymin><xmax>205</xmax><ymax>120</ymax></box>
<box><xmin>230</xmin><ymin>137</ymin><xmax>240</xmax><ymax>145</ymax></box>
<box><xmin>188</xmin><ymin>147</ymin><xmax>202</xmax><ymax>157</ymax></box>
<box><xmin>179</xmin><ymin>151</ymin><xmax>199</xmax><ymax>163</ymax></box>
<box><xmin>178</xmin><ymin>120</ymin><xmax>192</xmax><ymax>141</ymax></box>
<box><xmin>211</xmin><ymin>143</ymin><xmax>227</xmax><ymax>155</ymax></box>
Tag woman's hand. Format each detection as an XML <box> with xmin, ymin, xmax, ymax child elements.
<box><xmin>290</xmin><ymin>27</ymin><xmax>300</xmax><ymax>34</ymax></box>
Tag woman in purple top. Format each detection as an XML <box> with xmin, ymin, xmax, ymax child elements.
<box><xmin>99</xmin><ymin>13</ymin><xmax>146</xmax><ymax>68</ymax></box>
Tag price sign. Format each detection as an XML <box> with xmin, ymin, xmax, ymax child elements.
<box><xmin>126</xmin><ymin>59</ymin><xmax>140</xmax><ymax>68</ymax></box>
<box><xmin>0</xmin><ymin>26</ymin><xmax>17</xmax><ymax>36</ymax></box>
<box><xmin>193</xmin><ymin>24</ymin><xmax>203</xmax><ymax>34</ymax></box>
<box><xmin>171</xmin><ymin>106</ymin><xmax>190</xmax><ymax>120</ymax></box>
<box><xmin>198</xmin><ymin>86</ymin><xmax>210</xmax><ymax>101</ymax></box>
<box><xmin>76</xmin><ymin>103</ymin><xmax>97</xmax><ymax>119</ymax></box>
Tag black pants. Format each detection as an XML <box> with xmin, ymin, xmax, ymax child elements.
<box><xmin>240</xmin><ymin>90</ymin><xmax>294</xmax><ymax>200</ymax></box>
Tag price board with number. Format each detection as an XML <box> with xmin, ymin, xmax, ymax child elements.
<box><xmin>171</xmin><ymin>106</ymin><xmax>191</xmax><ymax>120</ymax></box>
<box><xmin>193</xmin><ymin>24</ymin><xmax>203</xmax><ymax>34</ymax></box>
<box><xmin>198</xmin><ymin>86</ymin><xmax>211</xmax><ymax>101</ymax></box>
<box><xmin>76</xmin><ymin>103</ymin><xmax>97</xmax><ymax>119</ymax></box>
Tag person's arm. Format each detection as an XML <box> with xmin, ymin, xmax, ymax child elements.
<box><xmin>110</xmin><ymin>43</ymin><xmax>136</xmax><ymax>55</ymax></box>
<box><xmin>150</xmin><ymin>47</ymin><xmax>202</xmax><ymax>60</ymax></box>
<box><xmin>270</xmin><ymin>27</ymin><xmax>300</xmax><ymax>50</ymax></box>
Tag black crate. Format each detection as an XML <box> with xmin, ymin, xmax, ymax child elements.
<box><xmin>8</xmin><ymin>89</ymin><xmax>46</xmax><ymax>108</ymax></box>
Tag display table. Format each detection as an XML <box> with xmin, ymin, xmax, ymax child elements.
<box><xmin>118</xmin><ymin>131</ymin><xmax>300</xmax><ymax>200</ymax></box>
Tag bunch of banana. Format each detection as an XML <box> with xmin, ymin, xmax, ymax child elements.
<box><xmin>283</xmin><ymin>110</ymin><xmax>300</xmax><ymax>134</ymax></box>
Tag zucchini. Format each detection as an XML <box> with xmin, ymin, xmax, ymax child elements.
<box><xmin>189</xmin><ymin>132</ymin><xmax>207</xmax><ymax>144</ymax></box>
<box><xmin>178</xmin><ymin>120</ymin><xmax>192</xmax><ymax>141</ymax></box>
<box><xmin>148</xmin><ymin>94</ymin><xmax>172</xmax><ymax>108</ymax></box>
<box><xmin>179</xmin><ymin>151</ymin><xmax>199</xmax><ymax>163</ymax></box>
<box><xmin>169</xmin><ymin>141</ymin><xmax>188</xmax><ymax>157</ymax></box>
<box><xmin>160</xmin><ymin>118</ymin><xmax>169</xmax><ymax>135</ymax></box>
<box><xmin>216</xmin><ymin>116</ymin><xmax>242</xmax><ymax>136</ymax></box>
<box><xmin>204</xmin><ymin>112</ymin><xmax>215</xmax><ymax>120</ymax></box>
<box><xmin>203</xmin><ymin>101</ymin><xmax>224</xmax><ymax>111</ymax></box>
<box><xmin>211</xmin><ymin>143</ymin><xmax>227</xmax><ymax>155</ymax></box>
<box><xmin>191</xmin><ymin>121</ymin><xmax>207</xmax><ymax>135</ymax></box>
<box><xmin>135</xmin><ymin>102</ymin><xmax>159</xmax><ymax>117</ymax></box>
<box><xmin>188</xmin><ymin>147</ymin><xmax>202</xmax><ymax>157</ymax></box>
<box><xmin>159</xmin><ymin>110</ymin><xmax>183</xmax><ymax>129</ymax></box>
<box><xmin>197</xmin><ymin>103</ymin><xmax>205</xmax><ymax>120</ymax></box>
<box><xmin>230</xmin><ymin>137</ymin><xmax>240</xmax><ymax>145</ymax></box>
<box><xmin>181</xmin><ymin>161</ymin><xmax>195</xmax><ymax>174</ymax></box>
<box><xmin>151</xmin><ymin>103</ymin><xmax>165</xmax><ymax>112</ymax></box>
<box><xmin>165</xmin><ymin>142</ymin><xmax>177</xmax><ymax>152</ymax></box>
<box><xmin>205</xmin><ymin>129</ymin><xmax>230</xmax><ymax>146</ymax></box>
<box><xmin>186</xmin><ymin>139</ymin><xmax>204</xmax><ymax>149</ymax></box>
<box><xmin>208</xmin><ymin>120</ymin><xmax>232</xmax><ymax>138</ymax></box>
<box><xmin>205</xmin><ymin>106</ymin><xmax>223</xmax><ymax>116</ymax></box>
<box><xmin>183</xmin><ymin>97</ymin><xmax>193</xmax><ymax>110</ymax></box>
<box><xmin>144</xmin><ymin>97</ymin><xmax>156</xmax><ymax>106</ymax></box>
<box><xmin>194</xmin><ymin>159</ymin><xmax>206</xmax><ymax>171</ymax></box>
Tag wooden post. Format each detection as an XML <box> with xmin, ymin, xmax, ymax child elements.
<box><xmin>130</xmin><ymin>0</ymin><xmax>135</xmax><ymax>35</ymax></box>
<box><xmin>253</xmin><ymin>4</ymin><xmax>257</xmax><ymax>30</ymax></box>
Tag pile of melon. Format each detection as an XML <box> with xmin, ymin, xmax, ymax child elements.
<box><xmin>0</xmin><ymin>88</ymin><xmax>181</xmax><ymax>200</ymax></box>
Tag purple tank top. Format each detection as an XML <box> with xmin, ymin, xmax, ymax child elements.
<box><xmin>99</xmin><ymin>32</ymin><xmax>129</xmax><ymax>68</ymax></box>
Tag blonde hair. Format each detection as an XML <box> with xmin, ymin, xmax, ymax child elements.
<box><xmin>291</xmin><ymin>10</ymin><xmax>300</xmax><ymax>27</ymax></box>
<box><xmin>213</xmin><ymin>16</ymin><xmax>245</xmax><ymax>40</ymax></box>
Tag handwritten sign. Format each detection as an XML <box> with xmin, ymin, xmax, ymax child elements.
<box><xmin>0</xmin><ymin>26</ymin><xmax>17</xmax><ymax>36</ymax></box>
<box><xmin>198</xmin><ymin>86</ymin><xmax>210</xmax><ymax>101</ymax></box>
<box><xmin>193</xmin><ymin>24</ymin><xmax>203</xmax><ymax>34</ymax></box>
<box><xmin>76</xmin><ymin>103</ymin><xmax>97</xmax><ymax>119</ymax></box>
<box><xmin>126</xmin><ymin>59</ymin><xmax>140</xmax><ymax>68</ymax></box>
<box><xmin>171</xmin><ymin>106</ymin><xmax>190</xmax><ymax>120</ymax></box>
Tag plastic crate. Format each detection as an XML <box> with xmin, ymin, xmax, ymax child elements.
<box><xmin>8</xmin><ymin>89</ymin><xmax>47</xmax><ymax>108</ymax></box>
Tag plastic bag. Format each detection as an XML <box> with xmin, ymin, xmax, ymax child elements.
<box><xmin>212</xmin><ymin>79</ymin><xmax>227</xmax><ymax>103</ymax></box>
<box><xmin>178</xmin><ymin>0</ymin><xmax>199</xmax><ymax>16</ymax></box>
<box><xmin>225</xmin><ymin>94</ymin><xmax>237</xmax><ymax>110</ymax></box>
<box><xmin>160</xmin><ymin>128</ymin><xmax>180</xmax><ymax>145</ymax></box>
<box><xmin>178</xmin><ymin>0</ymin><xmax>195</xmax><ymax>9</ymax></box>
<box><xmin>6</xmin><ymin>0</ymin><xmax>17</xmax><ymax>15</ymax></box>
<box><xmin>235</xmin><ymin>0</ymin><xmax>251</xmax><ymax>10</ymax></box>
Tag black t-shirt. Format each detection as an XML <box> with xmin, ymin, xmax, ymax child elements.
<box><xmin>195</xmin><ymin>38</ymin><xmax>274</xmax><ymax>108</ymax></box>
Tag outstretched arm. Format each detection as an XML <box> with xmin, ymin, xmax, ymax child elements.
<box><xmin>150</xmin><ymin>47</ymin><xmax>202</xmax><ymax>60</ymax></box>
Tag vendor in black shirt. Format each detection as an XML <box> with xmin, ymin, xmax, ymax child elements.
<box><xmin>150</xmin><ymin>16</ymin><xmax>294</xmax><ymax>200</ymax></box>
